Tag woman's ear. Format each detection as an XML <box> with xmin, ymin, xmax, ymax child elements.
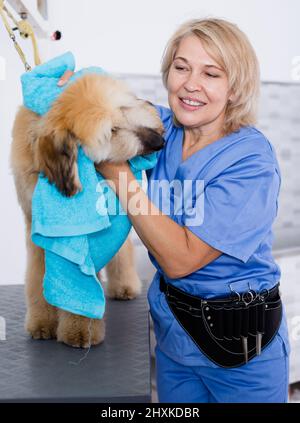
<box><xmin>228</xmin><ymin>91</ymin><xmax>237</xmax><ymax>103</ymax></box>
<box><xmin>34</xmin><ymin>130</ymin><xmax>82</xmax><ymax>197</ymax></box>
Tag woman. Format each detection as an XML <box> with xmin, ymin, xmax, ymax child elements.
<box><xmin>59</xmin><ymin>18</ymin><xmax>290</xmax><ymax>403</ymax></box>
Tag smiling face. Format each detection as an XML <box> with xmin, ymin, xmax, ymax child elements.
<box><xmin>167</xmin><ymin>34</ymin><xmax>233</xmax><ymax>135</ymax></box>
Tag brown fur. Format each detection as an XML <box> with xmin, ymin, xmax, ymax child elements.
<box><xmin>10</xmin><ymin>74</ymin><xmax>164</xmax><ymax>348</ymax></box>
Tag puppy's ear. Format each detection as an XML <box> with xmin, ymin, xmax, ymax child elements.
<box><xmin>34</xmin><ymin>130</ymin><xmax>82</xmax><ymax>197</ymax></box>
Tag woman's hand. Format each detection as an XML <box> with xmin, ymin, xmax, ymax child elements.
<box><xmin>95</xmin><ymin>161</ymin><xmax>132</xmax><ymax>182</ymax></box>
<box><xmin>57</xmin><ymin>70</ymin><xmax>74</xmax><ymax>86</ymax></box>
<box><xmin>95</xmin><ymin>161</ymin><xmax>136</xmax><ymax>195</ymax></box>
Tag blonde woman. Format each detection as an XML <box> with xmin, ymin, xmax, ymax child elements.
<box><xmin>60</xmin><ymin>18</ymin><xmax>289</xmax><ymax>402</ymax></box>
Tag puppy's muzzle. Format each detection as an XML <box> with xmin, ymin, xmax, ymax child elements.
<box><xmin>137</xmin><ymin>127</ymin><xmax>165</xmax><ymax>155</ymax></box>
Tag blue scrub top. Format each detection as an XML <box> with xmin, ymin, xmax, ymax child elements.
<box><xmin>147</xmin><ymin>105</ymin><xmax>290</xmax><ymax>367</ymax></box>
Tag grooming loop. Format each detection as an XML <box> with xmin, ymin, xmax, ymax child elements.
<box><xmin>0</xmin><ymin>0</ymin><xmax>41</xmax><ymax>71</ymax></box>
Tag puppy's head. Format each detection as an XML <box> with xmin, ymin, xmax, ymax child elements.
<box><xmin>36</xmin><ymin>74</ymin><xmax>164</xmax><ymax>196</ymax></box>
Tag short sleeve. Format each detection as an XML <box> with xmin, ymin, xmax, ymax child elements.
<box><xmin>183</xmin><ymin>151</ymin><xmax>281</xmax><ymax>263</ymax></box>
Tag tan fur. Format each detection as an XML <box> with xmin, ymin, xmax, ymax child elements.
<box><xmin>10</xmin><ymin>74</ymin><xmax>164</xmax><ymax>348</ymax></box>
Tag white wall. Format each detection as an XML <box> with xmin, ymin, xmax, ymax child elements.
<box><xmin>44</xmin><ymin>0</ymin><xmax>300</xmax><ymax>81</ymax></box>
<box><xmin>0</xmin><ymin>0</ymin><xmax>300</xmax><ymax>285</ymax></box>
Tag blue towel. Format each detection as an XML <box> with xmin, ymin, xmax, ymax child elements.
<box><xmin>22</xmin><ymin>53</ymin><xmax>158</xmax><ymax>319</ymax></box>
<box><xmin>21</xmin><ymin>51</ymin><xmax>109</xmax><ymax>115</ymax></box>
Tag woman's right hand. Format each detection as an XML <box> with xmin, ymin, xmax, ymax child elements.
<box><xmin>57</xmin><ymin>70</ymin><xmax>74</xmax><ymax>86</ymax></box>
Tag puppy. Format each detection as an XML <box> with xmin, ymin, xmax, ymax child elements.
<box><xmin>10</xmin><ymin>73</ymin><xmax>164</xmax><ymax>348</ymax></box>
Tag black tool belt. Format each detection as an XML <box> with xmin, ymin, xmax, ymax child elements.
<box><xmin>159</xmin><ymin>276</ymin><xmax>282</xmax><ymax>368</ymax></box>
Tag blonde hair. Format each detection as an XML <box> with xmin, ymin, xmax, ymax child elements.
<box><xmin>161</xmin><ymin>18</ymin><xmax>260</xmax><ymax>134</ymax></box>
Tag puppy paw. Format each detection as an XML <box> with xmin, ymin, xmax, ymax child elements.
<box><xmin>26</xmin><ymin>315</ymin><xmax>57</xmax><ymax>340</ymax></box>
<box><xmin>57</xmin><ymin>311</ymin><xmax>105</xmax><ymax>348</ymax></box>
<box><xmin>107</xmin><ymin>274</ymin><xmax>142</xmax><ymax>300</ymax></box>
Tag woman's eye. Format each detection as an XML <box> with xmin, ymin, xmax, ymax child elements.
<box><xmin>175</xmin><ymin>66</ymin><xmax>188</xmax><ymax>71</ymax></box>
<box><xmin>206</xmin><ymin>73</ymin><xmax>219</xmax><ymax>78</ymax></box>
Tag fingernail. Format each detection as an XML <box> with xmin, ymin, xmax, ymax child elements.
<box><xmin>57</xmin><ymin>80</ymin><xmax>64</xmax><ymax>86</ymax></box>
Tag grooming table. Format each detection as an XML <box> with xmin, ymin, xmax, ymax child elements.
<box><xmin>0</xmin><ymin>283</ymin><xmax>151</xmax><ymax>403</ymax></box>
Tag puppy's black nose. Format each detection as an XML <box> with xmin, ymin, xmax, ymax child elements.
<box><xmin>137</xmin><ymin>127</ymin><xmax>165</xmax><ymax>154</ymax></box>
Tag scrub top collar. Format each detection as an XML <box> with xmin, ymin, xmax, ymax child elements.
<box><xmin>169</xmin><ymin>123</ymin><xmax>253</xmax><ymax>181</ymax></box>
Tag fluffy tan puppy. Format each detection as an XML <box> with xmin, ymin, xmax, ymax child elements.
<box><xmin>10</xmin><ymin>74</ymin><xmax>164</xmax><ymax>348</ymax></box>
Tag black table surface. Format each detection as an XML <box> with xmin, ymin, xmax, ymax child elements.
<box><xmin>0</xmin><ymin>283</ymin><xmax>151</xmax><ymax>403</ymax></box>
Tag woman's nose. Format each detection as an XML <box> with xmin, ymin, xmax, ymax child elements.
<box><xmin>184</xmin><ymin>74</ymin><xmax>203</xmax><ymax>92</ymax></box>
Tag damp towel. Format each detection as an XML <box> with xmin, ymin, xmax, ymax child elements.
<box><xmin>22</xmin><ymin>52</ymin><xmax>158</xmax><ymax>319</ymax></box>
<box><xmin>21</xmin><ymin>51</ymin><xmax>108</xmax><ymax>116</ymax></box>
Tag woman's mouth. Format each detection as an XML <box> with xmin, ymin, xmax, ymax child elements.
<box><xmin>179</xmin><ymin>97</ymin><xmax>206</xmax><ymax>111</ymax></box>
